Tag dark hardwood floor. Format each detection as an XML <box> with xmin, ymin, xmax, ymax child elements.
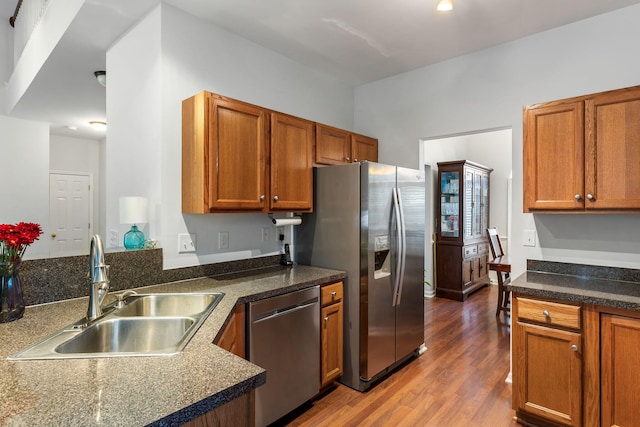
<box><xmin>284</xmin><ymin>284</ymin><xmax>518</xmax><ymax>427</ymax></box>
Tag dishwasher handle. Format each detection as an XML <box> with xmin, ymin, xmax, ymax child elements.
<box><xmin>251</xmin><ymin>297</ymin><xmax>319</xmax><ymax>324</ymax></box>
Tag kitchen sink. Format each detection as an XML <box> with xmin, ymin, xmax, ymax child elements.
<box><xmin>114</xmin><ymin>293</ymin><xmax>223</xmax><ymax>317</ymax></box>
<box><xmin>8</xmin><ymin>292</ymin><xmax>224</xmax><ymax>360</ymax></box>
<box><xmin>56</xmin><ymin>317</ymin><xmax>195</xmax><ymax>354</ymax></box>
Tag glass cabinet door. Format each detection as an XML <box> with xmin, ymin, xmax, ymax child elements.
<box><xmin>440</xmin><ymin>171</ymin><xmax>460</xmax><ymax>237</ymax></box>
<box><xmin>463</xmin><ymin>170</ymin><xmax>473</xmax><ymax>239</ymax></box>
<box><xmin>480</xmin><ymin>173</ymin><xmax>489</xmax><ymax>235</ymax></box>
<box><xmin>473</xmin><ymin>171</ymin><xmax>482</xmax><ymax>237</ymax></box>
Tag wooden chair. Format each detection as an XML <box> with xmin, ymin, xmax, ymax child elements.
<box><xmin>486</xmin><ymin>227</ymin><xmax>511</xmax><ymax>316</ymax></box>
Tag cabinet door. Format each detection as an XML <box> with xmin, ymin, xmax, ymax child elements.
<box><xmin>210</xmin><ymin>98</ymin><xmax>268</xmax><ymax>210</ymax></box>
<box><xmin>480</xmin><ymin>172</ymin><xmax>490</xmax><ymax>235</ymax></box>
<box><xmin>523</xmin><ymin>101</ymin><xmax>585</xmax><ymax>212</ymax></box>
<box><xmin>439</xmin><ymin>169</ymin><xmax>461</xmax><ymax>239</ymax></box>
<box><xmin>216</xmin><ymin>304</ymin><xmax>246</xmax><ymax>358</ymax></box>
<box><xmin>463</xmin><ymin>169</ymin><xmax>474</xmax><ymax>239</ymax></box>
<box><xmin>514</xmin><ymin>321</ymin><xmax>582</xmax><ymax>427</ymax></box>
<box><xmin>315</xmin><ymin>124</ymin><xmax>351</xmax><ymax>165</ymax></box>
<box><xmin>321</xmin><ymin>302</ymin><xmax>343</xmax><ymax>387</ymax></box>
<box><xmin>585</xmin><ymin>88</ymin><xmax>640</xmax><ymax>210</ymax></box>
<box><xmin>270</xmin><ymin>113</ymin><xmax>313</xmax><ymax>211</ymax></box>
<box><xmin>601</xmin><ymin>314</ymin><xmax>640</xmax><ymax>427</ymax></box>
<box><xmin>351</xmin><ymin>133</ymin><xmax>378</xmax><ymax>163</ymax></box>
<box><xmin>462</xmin><ymin>258</ymin><xmax>473</xmax><ymax>288</ymax></box>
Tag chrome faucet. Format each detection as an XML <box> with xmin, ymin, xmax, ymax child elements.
<box><xmin>87</xmin><ymin>234</ymin><xmax>110</xmax><ymax>321</ymax></box>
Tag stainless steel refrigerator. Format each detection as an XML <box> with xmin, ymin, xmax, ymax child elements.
<box><xmin>297</xmin><ymin>161</ymin><xmax>425</xmax><ymax>391</ymax></box>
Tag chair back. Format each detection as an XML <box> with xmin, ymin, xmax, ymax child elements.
<box><xmin>486</xmin><ymin>227</ymin><xmax>504</xmax><ymax>259</ymax></box>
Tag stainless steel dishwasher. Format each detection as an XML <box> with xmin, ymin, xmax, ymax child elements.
<box><xmin>249</xmin><ymin>286</ymin><xmax>320</xmax><ymax>427</ymax></box>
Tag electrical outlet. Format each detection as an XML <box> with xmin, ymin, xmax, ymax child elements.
<box><xmin>262</xmin><ymin>227</ymin><xmax>270</xmax><ymax>242</ymax></box>
<box><xmin>218</xmin><ymin>231</ymin><xmax>229</xmax><ymax>249</ymax></box>
<box><xmin>109</xmin><ymin>229</ymin><xmax>119</xmax><ymax>247</ymax></box>
<box><xmin>178</xmin><ymin>233</ymin><xmax>196</xmax><ymax>253</ymax></box>
<box><xmin>523</xmin><ymin>229</ymin><xmax>536</xmax><ymax>247</ymax></box>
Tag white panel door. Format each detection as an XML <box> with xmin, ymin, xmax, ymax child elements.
<box><xmin>49</xmin><ymin>173</ymin><xmax>91</xmax><ymax>257</ymax></box>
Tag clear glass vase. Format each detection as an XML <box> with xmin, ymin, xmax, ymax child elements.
<box><xmin>0</xmin><ymin>260</ymin><xmax>25</xmax><ymax>323</ymax></box>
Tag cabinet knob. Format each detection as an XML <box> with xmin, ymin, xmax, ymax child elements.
<box><xmin>51</xmin><ymin>233</ymin><xmax>57</xmax><ymax>239</ymax></box>
<box><xmin>273</xmin><ymin>195</ymin><xmax>279</xmax><ymax>201</ymax></box>
<box><xmin>574</xmin><ymin>194</ymin><xmax>582</xmax><ymax>201</ymax></box>
<box><xmin>571</xmin><ymin>344</ymin><xmax>578</xmax><ymax>352</ymax></box>
<box><xmin>543</xmin><ymin>310</ymin><xmax>550</xmax><ymax>317</ymax></box>
<box><xmin>260</xmin><ymin>195</ymin><xmax>265</xmax><ymax>201</ymax></box>
<box><xmin>345</xmin><ymin>156</ymin><xmax>351</xmax><ymax>162</ymax></box>
<box><xmin>354</xmin><ymin>158</ymin><xmax>359</xmax><ymax>162</ymax></box>
<box><xmin>331</xmin><ymin>291</ymin><xmax>337</xmax><ymax>297</ymax></box>
<box><xmin>324</xmin><ymin>317</ymin><xmax>329</xmax><ymax>323</ymax></box>
<box><xmin>587</xmin><ymin>193</ymin><xmax>595</xmax><ymax>201</ymax></box>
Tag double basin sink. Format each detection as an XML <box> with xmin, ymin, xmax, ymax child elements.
<box><xmin>9</xmin><ymin>292</ymin><xmax>224</xmax><ymax>360</ymax></box>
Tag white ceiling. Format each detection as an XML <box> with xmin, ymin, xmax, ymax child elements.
<box><xmin>3</xmin><ymin>0</ymin><xmax>640</xmax><ymax>140</ymax></box>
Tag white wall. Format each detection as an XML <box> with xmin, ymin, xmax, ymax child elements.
<box><xmin>355</xmin><ymin>4</ymin><xmax>640</xmax><ymax>276</ymax></box>
<box><xmin>50</xmin><ymin>134</ymin><xmax>101</xmax><ymax>238</ymax></box>
<box><xmin>106</xmin><ymin>4</ymin><xmax>355</xmax><ymax>269</ymax></box>
<box><xmin>0</xmin><ymin>115</ymin><xmax>50</xmax><ymax>259</ymax></box>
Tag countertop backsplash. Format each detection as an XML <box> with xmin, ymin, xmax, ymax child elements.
<box><xmin>527</xmin><ymin>259</ymin><xmax>640</xmax><ymax>283</ymax></box>
<box><xmin>21</xmin><ymin>249</ymin><xmax>282</xmax><ymax>305</ymax></box>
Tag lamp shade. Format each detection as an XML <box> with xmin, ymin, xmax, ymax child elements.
<box><xmin>119</xmin><ymin>197</ymin><xmax>148</xmax><ymax>224</ymax></box>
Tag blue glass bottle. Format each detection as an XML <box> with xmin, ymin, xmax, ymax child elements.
<box><xmin>123</xmin><ymin>225</ymin><xmax>145</xmax><ymax>250</ymax></box>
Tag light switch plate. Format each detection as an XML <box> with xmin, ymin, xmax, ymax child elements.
<box><xmin>178</xmin><ymin>233</ymin><xmax>196</xmax><ymax>253</ymax></box>
<box><xmin>523</xmin><ymin>229</ymin><xmax>536</xmax><ymax>247</ymax></box>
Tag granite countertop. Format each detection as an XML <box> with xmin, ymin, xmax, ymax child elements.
<box><xmin>0</xmin><ymin>264</ymin><xmax>346</xmax><ymax>426</ymax></box>
<box><xmin>508</xmin><ymin>264</ymin><xmax>640</xmax><ymax>312</ymax></box>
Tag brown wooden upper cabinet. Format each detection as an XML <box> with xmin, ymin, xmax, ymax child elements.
<box><xmin>182</xmin><ymin>91</ymin><xmax>313</xmax><ymax>213</ymax></box>
<box><xmin>315</xmin><ymin>123</ymin><xmax>378</xmax><ymax>165</ymax></box>
<box><xmin>523</xmin><ymin>85</ymin><xmax>640</xmax><ymax>213</ymax></box>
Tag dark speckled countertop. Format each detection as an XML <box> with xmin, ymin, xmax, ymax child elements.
<box><xmin>0</xmin><ymin>264</ymin><xmax>346</xmax><ymax>426</ymax></box>
<box><xmin>507</xmin><ymin>260</ymin><xmax>640</xmax><ymax>312</ymax></box>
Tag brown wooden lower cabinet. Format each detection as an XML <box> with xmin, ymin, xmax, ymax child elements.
<box><xmin>320</xmin><ymin>281</ymin><xmax>344</xmax><ymax>388</ymax></box>
<box><xmin>215</xmin><ymin>304</ymin><xmax>246</xmax><ymax>358</ymax></box>
<box><xmin>600</xmin><ymin>313</ymin><xmax>640</xmax><ymax>427</ymax></box>
<box><xmin>182</xmin><ymin>391</ymin><xmax>254</xmax><ymax>427</ymax></box>
<box><xmin>513</xmin><ymin>294</ymin><xmax>640</xmax><ymax>427</ymax></box>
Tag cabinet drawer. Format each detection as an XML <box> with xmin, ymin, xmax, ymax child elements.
<box><xmin>463</xmin><ymin>245</ymin><xmax>478</xmax><ymax>258</ymax></box>
<box><xmin>321</xmin><ymin>282</ymin><xmax>343</xmax><ymax>305</ymax></box>
<box><xmin>477</xmin><ymin>242</ymin><xmax>489</xmax><ymax>255</ymax></box>
<box><xmin>517</xmin><ymin>297</ymin><xmax>581</xmax><ymax>330</ymax></box>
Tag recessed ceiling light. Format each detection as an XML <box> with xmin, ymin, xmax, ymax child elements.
<box><xmin>437</xmin><ymin>0</ymin><xmax>453</xmax><ymax>11</ymax></box>
<box><xmin>89</xmin><ymin>121</ymin><xmax>107</xmax><ymax>131</ymax></box>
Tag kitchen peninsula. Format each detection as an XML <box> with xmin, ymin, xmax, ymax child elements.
<box><xmin>0</xmin><ymin>264</ymin><xmax>345</xmax><ymax>426</ymax></box>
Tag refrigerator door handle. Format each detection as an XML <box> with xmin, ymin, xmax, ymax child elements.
<box><xmin>395</xmin><ymin>188</ymin><xmax>407</xmax><ymax>305</ymax></box>
<box><xmin>391</xmin><ymin>188</ymin><xmax>404</xmax><ymax>306</ymax></box>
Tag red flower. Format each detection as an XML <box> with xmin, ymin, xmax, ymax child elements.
<box><xmin>0</xmin><ymin>222</ymin><xmax>43</xmax><ymax>262</ymax></box>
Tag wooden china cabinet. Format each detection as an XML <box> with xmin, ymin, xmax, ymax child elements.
<box><xmin>435</xmin><ymin>160</ymin><xmax>492</xmax><ymax>301</ymax></box>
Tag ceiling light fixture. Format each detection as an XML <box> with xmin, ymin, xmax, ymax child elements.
<box><xmin>437</xmin><ymin>0</ymin><xmax>453</xmax><ymax>11</ymax></box>
<box><xmin>89</xmin><ymin>121</ymin><xmax>107</xmax><ymax>131</ymax></box>
<box><xmin>94</xmin><ymin>70</ymin><xmax>106</xmax><ymax>87</ymax></box>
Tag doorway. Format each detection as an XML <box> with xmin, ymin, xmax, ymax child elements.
<box><xmin>420</xmin><ymin>128</ymin><xmax>512</xmax><ymax>290</ymax></box>
<box><xmin>49</xmin><ymin>171</ymin><xmax>93</xmax><ymax>257</ymax></box>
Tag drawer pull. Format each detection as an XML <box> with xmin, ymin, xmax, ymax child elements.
<box><xmin>543</xmin><ymin>310</ymin><xmax>550</xmax><ymax>317</ymax></box>
<box><xmin>571</xmin><ymin>344</ymin><xmax>578</xmax><ymax>352</ymax></box>
<box><xmin>331</xmin><ymin>291</ymin><xmax>337</xmax><ymax>297</ymax></box>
